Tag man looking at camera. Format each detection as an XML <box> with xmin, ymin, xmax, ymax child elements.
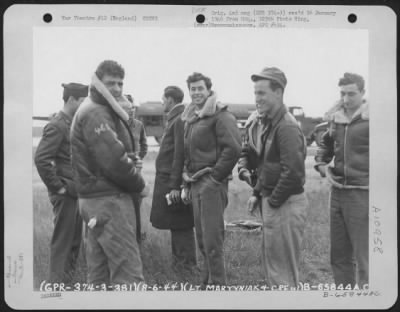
<box><xmin>315</xmin><ymin>73</ymin><xmax>369</xmax><ymax>288</ymax></box>
<box><xmin>70</xmin><ymin>60</ymin><xmax>146</xmax><ymax>287</ymax></box>
<box><xmin>181</xmin><ymin>72</ymin><xmax>241</xmax><ymax>287</ymax></box>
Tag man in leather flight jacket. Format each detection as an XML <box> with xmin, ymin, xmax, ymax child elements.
<box><xmin>238</xmin><ymin>67</ymin><xmax>308</xmax><ymax>288</ymax></box>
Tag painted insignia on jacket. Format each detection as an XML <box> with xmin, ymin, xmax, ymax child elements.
<box><xmin>94</xmin><ymin>123</ymin><xmax>111</xmax><ymax>135</ymax></box>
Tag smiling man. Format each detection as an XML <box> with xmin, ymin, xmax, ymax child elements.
<box><xmin>70</xmin><ymin>60</ymin><xmax>146</xmax><ymax>288</ymax></box>
<box><xmin>238</xmin><ymin>67</ymin><xmax>308</xmax><ymax>288</ymax></box>
<box><xmin>315</xmin><ymin>73</ymin><xmax>369</xmax><ymax>289</ymax></box>
<box><xmin>181</xmin><ymin>72</ymin><xmax>241</xmax><ymax>287</ymax></box>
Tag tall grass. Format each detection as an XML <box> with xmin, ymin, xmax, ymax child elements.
<box><xmin>32</xmin><ymin>148</ymin><xmax>334</xmax><ymax>289</ymax></box>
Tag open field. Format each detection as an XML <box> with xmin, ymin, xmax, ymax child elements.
<box><xmin>32</xmin><ymin>146</ymin><xmax>334</xmax><ymax>289</ymax></box>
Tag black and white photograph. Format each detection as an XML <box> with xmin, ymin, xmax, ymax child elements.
<box><xmin>3</xmin><ymin>4</ymin><xmax>397</xmax><ymax>310</ymax></box>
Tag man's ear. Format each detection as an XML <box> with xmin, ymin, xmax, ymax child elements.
<box><xmin>65</xmin><ymin>95</ymin><xmax>73</xmax><ymax>106</ymax></box>
<box><xmin>167</xmin><ymin>96</ymin><xmax>175</xmax><ymax>106</ymax></box>
<box><xmin>275</xmin><ymin>88</ymin><xmax>283</xmax><ymax>98</ymax></box>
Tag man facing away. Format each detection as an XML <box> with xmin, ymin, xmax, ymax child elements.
<box><xmin>238</xmin><ymin>67</ymin><xmax>308</xmax><ymax>288</ymax></box>
<box><xmin>150</xmin><ymin>86</ymin><xmax>197</xmax><ymax>268</ymax></box>
<box><xmin>70</xmin><ymin>60</ymin><xmax>146</xmax><ymax>287</ymax></box>
<box><xmin>315</xmin><ymin>73</ymin><xmax>369</xmax><ymax>288</ymax></box>
<box><xmin>34</xmin><ymin>82</ymin><xmax>88</xmax><ymax>283</ymax></box>
<box><xmin>181</xmin><ymin>72</ymin><xmax>242</xmax><ymax>287</ymax></box>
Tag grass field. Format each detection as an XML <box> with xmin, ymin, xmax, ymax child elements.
<box><xmin>32</xmin><ymin>147</ymin><xmax>334</xmax><ymax>290</ymax></box>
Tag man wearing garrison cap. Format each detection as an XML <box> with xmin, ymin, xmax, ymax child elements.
<box><xmin>238</xmin><ymin>67</ymin><xmax>308</xmax><ymax>287</ymax></box>
<box><xmin>35</xmin><ymin>82</ymin><xmax>88</xmax><ymax>284</ymax></box>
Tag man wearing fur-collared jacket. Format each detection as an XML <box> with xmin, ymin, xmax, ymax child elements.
<box><xmin>181</xmin><ymin>72</ymin><xmax>242</xmax><ymax>287</ymax></box>
<box><xmin>70</xmin><ymin>60</ymin><xmax>146</xmax><ymax>287</ymax></box>
<box><xmin>315</xmin><ymin>72</ymin><xmax>369</xmax><ymax>288</ymax></box>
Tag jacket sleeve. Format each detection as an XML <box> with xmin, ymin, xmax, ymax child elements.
<box><xmin>268</xmin><ymin>125</ymin><xmax>306</xmax><ymax>208</ymax></box>
<box><xmin>34</xmin><ymin>123</ymin><xmax>65</xmax><ymax>193</ymax></box>
<box><xmin>211</xmin><ymin>112</ymin><xmax>242</xmax><ymax>182</ymax></box>
<box><xmin>138</xmin><ymin>123</ymin><xmax>148</xmax><ymax>159</ymax></box>
<box><xmin>83</xmin><ymin>111</ymin><xmax>145</xmax><ymax>193</ymax></box>
<box><xmin>168</xmin><ymin>117</ymin><xmax>185</xmax><ymax>189</ymax></box>
<box><xmin>314</xmin><ymin>128</ymin><xmax>334</xmax><ymax>171</ymax></box>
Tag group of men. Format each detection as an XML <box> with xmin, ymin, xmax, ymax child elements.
<box><xmin>35</xmin><ymin>59</ymin><xmax>369</xmax><ymax>290</ymax></box>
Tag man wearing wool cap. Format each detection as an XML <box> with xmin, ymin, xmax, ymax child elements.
<box><xmin>238</xmin><ymin>66</ymin><xmax>308</xmax><ymax>287</ymax></box>
<box><xmin>35</xmin><ymin>82</ymin><xmax>88</xmax><ymax>284</ymax></box>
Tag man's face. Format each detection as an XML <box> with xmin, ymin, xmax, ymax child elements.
<box><xmin>340</xmin><ymin>83</ymin><xmax>365</xmax><ymax>111</ymax></box>
<box><xmin>254</xmin><ymin>80</ymin><xmax>282</xmax><ymax>117</ymax></box>
<box><xmin>189</xmin><ymin>80</ymin><xmax>211</xmax><ymax>107</ymax></box>
<box><xmin>162</xmin><ymin>95</ymin><xmax>174</xmax><ymax>113</ymax></box>
<box><xmin>69</xmin><ymin>96</ymin><xmax>86</xmax><ymax>115</ymax></box>
<box><xmin>120</xmin><ymin>100</ymin><xmax>135</xmax><ymax>119</ymax></box>
<box><xmin>129</xmin><ymin>107</ymin><xmax>137</xmax><ymax>120</ymax></box>
<box><xmin>102</xmin><ymin>74</ymin><xmax>123</xmax><ymax>99</ymax></box>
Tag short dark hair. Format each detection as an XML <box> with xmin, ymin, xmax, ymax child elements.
<box><xmin>164</xmin><ymin>86</ymin><xmax>184</xmax><ymax>104</ymax></box>
<box><xmin>95</xmin><ymin>60</ymin><xmax>125</xmax><ymax>80</ymax></box>
<box><xmin>125</xmin><ymin>94</ymin><xmax>134</xmax><ymax>104</ymax></box>
<box><xmin>338</xmin><ymin>72</ymin><xmax>365</xmax><ymax>92</ymax></box>
<box><xmin>186</xmin><ymin>72</ymin><xmax>212</xmax><ymax>90</ymax></box>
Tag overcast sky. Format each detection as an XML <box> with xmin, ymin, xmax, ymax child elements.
<box><xmin>33</xmin><ymin>27</ymin><xmax>368</xmax><ymax>117</ymax></box>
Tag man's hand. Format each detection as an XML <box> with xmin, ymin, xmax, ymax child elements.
<box><xmin>169</xmin><ymin>189</ymin><xmax>181</xmax><ymax>204</ymax></box>
<box><xmin>247</xmin><ymin>195</ymin><xmax>260</xmax><ymax>217</ymax></box>
<box><xmin>140</xmin><ymin>183</ymin><xmax>150</xmax><ymax>197</ymax></box>
<box><xmin>181</xmin><ymin>187</ymin><xmax>191</xmax><ymax>205</ymax></box>
<box><xmin>241</xmin><ymin>170</ymin><xmax>253</xmax><ymax>187</ymax></box>
<box><xmin>88</xmin><ymin>217</ymin><xmax>97</xmax><ymax>229</ymax></box>
<box><xmin>57</xmin><ymin>186</ymin><xmax>67</xmax><ymax>195</ymax></box>
<box><xmin>317</xmin><ymin>165</ymin><xmax>327</xmax><ymax>178</ymax></box>
<box><xmin>135</xmin><ymin>158</ymin><xmax>143</xmax><ymax>170</ymax></box>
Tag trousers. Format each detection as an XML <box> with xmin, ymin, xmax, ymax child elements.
<box><xmin>261</xmin><ymin>193</ymin><xmax>308</xmax><ymax>287</ymax></box>
<box><xmin>330</xmin><ymin>187</ymin><xmax>369</xmax><ymax>288</ymax></box>
<box><xmin>79</xmin><ymin>193</ymin><xmax>144</xmax><ymax>286</ymax></box>
<box><xmin>49</xmin><ymin>193</ymin><xmax>82</xmax><ymax>283</ymax></box>
<box><xmin>131</xmin><ymin>192</ymin><xmax>143</xmax><ymax>242</ymax></box>
<box><xmin>191</xmin><ymin>174</ymin><xmax>228</xmax><ymax>285</ymax></box>
<box><xmin>171</xmin><ymin>228</ymin><xmax>197</xmax><ymax>266</ymax></box>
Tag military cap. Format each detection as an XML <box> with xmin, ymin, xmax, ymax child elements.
<box><xmin>62</xmin><ymin>82</ymin><xmax>89</xmax><ymax>100</ymax></box>
<box><xmin>251</xmin><ymin>67</ymin><xmax>287</xmax><ymax>89</ymax></box>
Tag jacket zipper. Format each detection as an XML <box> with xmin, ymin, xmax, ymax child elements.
<box><xmin>188</xmin><ymin>123</ymin><xmax>194</xmax><ymax>171</ymax></box>
<box><xmin>343</xmin><ymin>124</ymin><xmax>348</xmax><ymax>185</ymax></box>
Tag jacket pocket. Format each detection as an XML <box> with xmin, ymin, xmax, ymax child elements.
<box><xmin>258</xmin><ymin>162</ymin><xmax>281</xmax><ymax>189</ymax></box>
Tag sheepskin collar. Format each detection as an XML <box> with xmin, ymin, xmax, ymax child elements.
<box><xmin>90</xmin><ymin>73</ymin><xmax>129</xmax><ymax>122</ymax></box>
<box><xmin>167</xmin><ymin>103</ymin><xmax>185</xmax><ymax>121</ymax></box>
<box><xmin>325</xmin><ymin>100</ymin><xmax>369</xmax><ymax>124</ymax></box>
<box><xmin>245</xmin><ymin>110</ymin><xmax>260</xmax><ymax>127</ymax></box>
<box><xmin>181</xmin><ymin>92</ymin><xmax>227</xmax><ymax>123</ymax></box>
